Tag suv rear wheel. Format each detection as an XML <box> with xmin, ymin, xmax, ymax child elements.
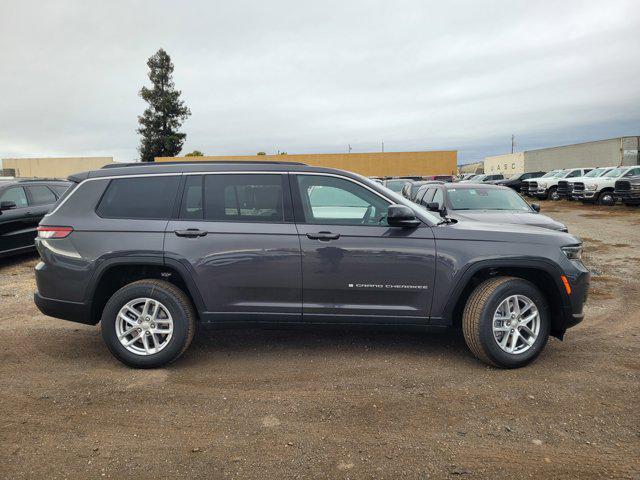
<box><xmin>100</xmin><ymin>279</ymin><xmax>196</xmax><ymax>368</ymax></box>
<box><xmin>462</xmin><ymin>276</ymin><xmax>550</xmax><ymax>368</ymax></box>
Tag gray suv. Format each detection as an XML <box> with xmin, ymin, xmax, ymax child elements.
<box><xmin>34</xmin><ymin>161</ymin><xmax>590</xmax><ymax>369</ymax></box>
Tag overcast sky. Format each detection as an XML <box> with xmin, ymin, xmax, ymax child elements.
<box><xmin>1</xmin><ymin>0</ymin><xmax>638</xmax><ymax>164</ymax></box>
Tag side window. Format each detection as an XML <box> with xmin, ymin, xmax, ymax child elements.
<box><xmin>194</xmin><ymin>174</ymin><xmax>285</xmax><ymax>222</ymax></box>
<box><xmin>27</xmin><ymin>185</ymin><xmax>57</xmax><ymax>205</ymax></box>
<box><xmin>421</xmin><ymin>188</ymin><xmax>436</xmax><ymax>204</ymax></box>
<box><xmin>96</xmin><ymin>176</ymin><xmax>180</xmax><ymax>219</ymax></box>
<box><xmin>567</xmin><ymin>170</ymin><xmax>581</xmax><ymax>178</ymax></box>
<box><xmin>624</xmin><ymin>168</ymin><xmax>640</xmax><ymax>177</ymax></box>
<box><xmin>0</xmin><ymin>187</ymin><xmax>28</xmax><ymax>208</ymax></box>
<box><xmin>179</xmin><ymin>175</ymin><xmax>204</xmax><ymax>219</ymax></box>
<box><xmin>296</xmin><ymin>175</ymin><xmax>389</xmax><ymax>226</ymax></box>
<box><xmin>432</xmin><ymin>188</ymin><xmax>444</xmax><ymax>206</ymax></box>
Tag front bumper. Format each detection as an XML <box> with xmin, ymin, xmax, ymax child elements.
<box><xmin>615</xmin><ymin>191</ymin><xmax>640</xmax><ymax>204</ymax></box>
<box><xmin>576</xmin><ymin>191</ymin><xmax>598</xmax><ymax>202</ymax></box>
<box><xmin>556</xmin><ymin>265</ymin><xmax>590</xmax><ymax>335</ymax></box>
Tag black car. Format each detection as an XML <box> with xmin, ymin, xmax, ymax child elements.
<box><xmin>413</xmin><ymin>182</ymin><xmax>567</xmax><ymax>231</ymax></box>
<box><xmin>490</xmin><ymin>172</ymin><xmax>545</xmax><ymax>192</ymax></box>
<box><xmin>0</xmin><ymin>178</ymin><xmax>71</xmax><ymax>257</ymax></box>
<box><xmin>34</xmin><ymin>161</ymin><xmax>588</xmax><ymax>369</ymax></box>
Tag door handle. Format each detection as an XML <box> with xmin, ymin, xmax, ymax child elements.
<box><xmin>175</xmin><ymin>229</ymin><xmax>208</xmax><ymax>238</ymax></box>
<box><xmin>306</xmin><ymin>231</ymin><xmax>340</xmax><ymax>241</ymax></box>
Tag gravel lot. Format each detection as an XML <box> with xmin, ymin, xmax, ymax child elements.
<box><xmin>1</xmin><ymin>201</ymin><xmax>638</xmax><ymax>479</ymax></box>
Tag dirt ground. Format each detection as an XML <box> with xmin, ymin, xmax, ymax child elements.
<box><xmin>0</xmin><ymin>200</ymin><xmax>638</xmax><ymax>479</ymax></box>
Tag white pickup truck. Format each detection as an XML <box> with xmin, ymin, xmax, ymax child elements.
<box><xmin>573</xmin><ymin>165</ymin><xmax>640</xmax><ymax>205</ymax></box>
<box><xmin>534</xmin><ymin>168</ymin><xmax>591</xmax><ymax>200</ymax></box>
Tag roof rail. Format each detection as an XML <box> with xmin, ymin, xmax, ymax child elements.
<box><xmin>16</xmin><ymin>177</ymin><xmax>68</xmax><ymax>182</ymax></box>
<box><xmin>102</xmin><ymin>160</ymin><xmax>307</xmax><ymax>169</ymax></box>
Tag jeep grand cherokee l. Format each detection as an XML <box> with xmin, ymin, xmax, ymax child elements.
<box><xmin>34</xmin><ymin>162</ymin><xmax>589</xmax><ymax>369</ymax></box>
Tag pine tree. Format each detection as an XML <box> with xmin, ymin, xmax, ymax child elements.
<box><xmin>137</xmin><ymin>49</ymin><xmax>191</xmax><ymax>162</ymax></box>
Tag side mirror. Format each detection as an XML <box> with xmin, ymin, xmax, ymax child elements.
<box><xmin>531</xmin><ymin>203</ymin><xmax>540</xmax><ymax>212</ymax></box>
<box><xmin>387</xmin><ymin>204</ymin><xmax>420</xmax><ymax>228</ymax></box>
<box><xmin>0</xmin><ymin>201</ymin><xmax>17</xmax><ymax>211</ymax></box>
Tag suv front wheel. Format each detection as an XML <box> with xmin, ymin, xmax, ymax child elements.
<box><xmin>100</xmin><ymin>279</ymin><xmax>196</xmax><ymax>368</ymax></box>
<box><xmin>462</xmin><ymin>276</ymin><xmax>550</xmax><ymax>368</ymax></box>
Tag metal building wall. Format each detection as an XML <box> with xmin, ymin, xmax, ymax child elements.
<box><xmin>523</xmin><ymin>137</ymin><xmax>638</xmax><ymax>172</ymax></box>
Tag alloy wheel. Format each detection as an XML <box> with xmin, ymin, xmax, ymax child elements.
<box><xmin>115</xmin><ymin>298</ymin><xmax>174</xmax><ymax>356</ymax></box>
<box><xmin>492</xmin><ymin>294</ymin><xmax>540</xmax><ymax>354</ymax></box>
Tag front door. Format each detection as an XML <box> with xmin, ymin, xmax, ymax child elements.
<box><xmin>164</xmin><ymin>173</ymin><xmax>302</xmax><ymax>323</ymax></box>
<box><xmin>291</xmin><ymin>174</ymin><xmax>436</xmax><ymax>324</ymax></box>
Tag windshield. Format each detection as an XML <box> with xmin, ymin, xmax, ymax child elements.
<box><xmin>471</xmin><ymin>175</ymin><xmax>487</xmax><ymax>181</ymax></box>
<box><xmin>508</xmin><ymin>173</ymin><xmax>521</xmax><ymax>180</ymax></box>
<box><xmin>448</xmin><ymin>187</ymin><xmax>531</xmax><ymax>211</ymax></box>
<box><xmin>583</xmin><ymin>168</ymin><xmax>608</xmax><ymax>178</ymax></box>
<box><xmin>385</xmin><ymin>179</ymin><xmax>409</xmax><ymax>192</ymax></box>
<box><xmin>604</xmin><ymin>168</ymin><xmax>626</xmax><ymax>178</ymax></box>
<box><xmin>541</xmin><ymin>170</ymin><xmax>561</xmax><ymax>178</ymax></box>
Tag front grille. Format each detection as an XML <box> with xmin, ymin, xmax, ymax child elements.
<box><xmin>521</xmin><ymin>181</ymin><xmax>530</xmax><ymax>192</ymax></box>
<box><xmin>557</xmin><ymin>180</ymin><xmax>569</xmax><ymax>194</ymax></box>
<box><xmin>529</xmin><ymin>181</ymin><xmax>538</xmax><ymax>190</ymax></box>
<box><xmin>615</xmin><ymin>180</ymin><xmax>631</xmax><ymax>192</ymax></box>
<box><xmin>573</xmin><ymin>182</ymin><xmax>585</xmax><ymax>193</ymax></box>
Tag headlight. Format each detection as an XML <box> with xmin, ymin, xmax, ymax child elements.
<box><xmin>586</xmin><ymin>184</ymin><xmax>597</xmax><ymax>191</ymax></box>
<box><xmin>538</xmin><ymin>182</ymin><xmax>547</xmax><ymax>188</ymax></box>
<box><xmin>561</xmin><ymin>245</ymin><xmax>583</xmax><ymax>260</ymax></box>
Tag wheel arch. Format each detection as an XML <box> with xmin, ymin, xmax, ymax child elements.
<box><xmin>87</xmin><ymin>257</ymin><xmax>206</xmax><ymax>324</ymax></box>
<box><xmin>442</xmin><ymin>258</ymin><xmax>569</xmax><ymax>339</ymax></box>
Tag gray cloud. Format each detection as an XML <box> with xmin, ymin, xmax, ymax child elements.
<box><xmin>1</xmin><ymin>0</ymin><xmax>638</xmax><ymax>164</ymax></box>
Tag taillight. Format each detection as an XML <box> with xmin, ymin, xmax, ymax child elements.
<box><xmin>37</xmin><ymin>226</ymin><xmax>73</xmax><ymax>239</ymax></box>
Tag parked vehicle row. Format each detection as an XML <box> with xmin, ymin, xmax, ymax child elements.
<box><xmin>0</xmin><ymin>178</ymin><xmax>72</xmax><ymax>257</ymax></box>
<box><xmin>521</xmin><ymin>166</ymin><xmax>640</xmax><ymax>206</ymax></box>
<box><xmin>33</xmin><ymin>161</ymin><xmax>589</xmax><ymax>369</ymax></box>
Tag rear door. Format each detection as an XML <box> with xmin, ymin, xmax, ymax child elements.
<box><xmin>0</xmin><ymin>186</ymin><xmax>32</xmax><ymax>252</ymax></box>
<box><xmin>291</xmin><ymin>173</ymin><xmax>436</xmax><ymax>324</ymax></box>
<box><xmin>164</xmin><ymin>173</ymin><xmax>302</xmax><ymax>322</ymax></box>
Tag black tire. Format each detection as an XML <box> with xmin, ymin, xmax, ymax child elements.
<box><xmin>100</xmin><ymin>279</ymin><xmax>196</xmax><ymax>368</ymax></box>
<box><xmin>548</xmin><ymin>186</ymin><xmax>559</xmax><ymax>201</ymax></box>
<box><xmin>598</xmin><ymin>191</ymin><xmax>615</xmax><ymax>206</ymax></box>
<box><xmin>462</xmin><ymin>276</ymin><xmax>550</xmax><ymax>368</ymax></box>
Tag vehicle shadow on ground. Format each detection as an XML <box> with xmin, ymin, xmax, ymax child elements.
<box><xmin>179</xmin><ymin>326</ymin><xmax>473</xmax><ymax>365</ymax></box>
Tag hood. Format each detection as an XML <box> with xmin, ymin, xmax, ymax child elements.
<box><xmin>449</xmin><ymin>210</ymin><xmax>567</xmax><ymax>231</ymax></box>
<box><xmin>434</xmin><ymin>216</ymin><xmax>578</xmax><ymax>247</ymax></box>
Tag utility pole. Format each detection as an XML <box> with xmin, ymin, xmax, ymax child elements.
<box><xmin>511</xmin><ymin>134</ymin><xmax>515</xmax><ymax>154</ymax></box>
<box><xmin>382</xmin><ymin>141</ymin><xmax>384</xmax><ymax>153</ymax></box>
<box><xmin>348</xmin><ymin>144</ymin><xmax>352</xmax><ymax>153</ymax></box>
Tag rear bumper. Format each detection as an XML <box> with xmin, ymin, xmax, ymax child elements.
<box><xmin>34</xmin><ymin>291</ymin><xmax>94</xmax><ymax>325</ymax></box>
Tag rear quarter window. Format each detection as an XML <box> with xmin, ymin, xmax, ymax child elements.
<box><xmin>96</xmin><ymin>176</ymin><xmax>180</xmax><ymax>219</ymax></box>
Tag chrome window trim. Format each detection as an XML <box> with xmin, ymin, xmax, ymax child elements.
<box><xmin>46</xmin><ymin>170</ymin><xmax>436</xmax><ymax>225</ymax></box>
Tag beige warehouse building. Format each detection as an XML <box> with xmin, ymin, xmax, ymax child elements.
<box><xmin>157</xmin><ymin>150</ymin><xmax>457</xmax><ymax>177</ymax></box>
<box><xmin>484</xmin><ymin>136</ymin><xmax>640</xmax><ymax>176</ymax></box>
<box><xmin>1</xmin><ymin>157</ymin><xmax>114</xmax><ymax>178</ymax></box>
